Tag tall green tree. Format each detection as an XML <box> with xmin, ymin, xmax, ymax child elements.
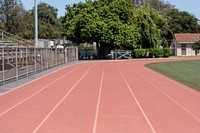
<box><xmin>37</xmin><ymin>2</ymin><xmax>63</xmax><ymax>39</ymax></box>
<box><xmin>134</xmin><ymin>3</ymin><xmax>167</xmax><ymax>48</ymax></box>
<box><xmin>166</xmin><ymin>9</ymin><xmax>200</xmax><ymax>37</ymax></box>
<box><xmin>192</xmin><ymin>41</ymin><xmax>200</xmax><ymax>55</ymax></box>
<box><xmin>146</xmin><ymin>0</ymin><xmax>174</xmax><ymax>12</ymax></box>
<box><xmin>64</xmin><ymin>0</ymin><xmax>140</xmax><ymax>57</ymax></box>
<box><xmin>0</xmin><ymin>0</ymin><xmax>26</xmax><ymax>35</ymax></box>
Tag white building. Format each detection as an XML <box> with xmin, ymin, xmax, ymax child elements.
<box><xmin>171</xmin><ymin>33</ymin><xmax>200</xmax><ymax>56</ymax></box>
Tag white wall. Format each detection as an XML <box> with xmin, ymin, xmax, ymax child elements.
<box><xmin>176</xmin><ymin>43</ymin><xmax>196</xmax><ymax>56</ymax></box>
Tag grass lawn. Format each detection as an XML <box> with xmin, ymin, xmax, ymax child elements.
<box><xmin>146</xmin><ymin>60</ymin><xmax>200</xmax><ymax>92</ymax></box>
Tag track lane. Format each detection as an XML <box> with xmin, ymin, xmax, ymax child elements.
<box><xmin>95</xmin><ymin>63</ymin><xmax>153</xmax><ymax>133</ymax></box>
<box><xmin>0</xmin><ymin>63</ymin><xmax>94</xmax><ymax>132</ymax></box>
<box><xmin>118</xmin><ymin>60</ymin><xmax>200</xmax><ymax>132</ymax></box>
<box><xmin>0</xmin><ymin>64</ymin><xmax>81</xmax><ymax>115</ymax></box>
<box><xmin>33</xmin><ymin>63</ymin><xmax>105</xmax><ymax>133</ymax></box>
<box><xmin>0</xmin><ymin>58</ymin><xmax>200</xmax><ymax>132</ymax></box>
<box><xmin>118</xmin><ymin>65</ymin><xmax>156</xmax><ymax>133</ymax></box>
<box><xmin>136</xmin><ymin>60</ymin><xmax>200</xmax><ymax>119</ymax></box>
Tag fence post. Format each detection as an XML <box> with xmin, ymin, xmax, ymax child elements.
<box><xmin>52</xmin><ymin>48</ymin><xmax>54</xmax><ymax>67</ymax></box>
<box><xmin>34</xmin><ymin>48</ymin><xmax>37</xmax><ymax>73</ymax></box>
<box><xmin>26</xmin><ymin>47</ymin><xmax>28</xmax><ymax>77</ymax></box>
<box><xmin>16</xmin><ymin>47</ymin><xmax>18</xmax><ymax>80</ymax></box>
<box><xmin>76</xmin><ymin>47</ymin><xmax>78</xmax><ymax>61</ymax></box>
<box><xmin>46</xmin><ymin>48</ymin><xmax>48</xmax><ymax>69</ymax></box>
<box><xmin>65</xmin><ymin>47</ymin><xmax>68</xmax><ymax>63</ymax></box>
<box><xmin>1</xmin><ymin>31</ymin><xmax>3</xmax><ymax>40</ymax></box>
<box><xmin>2</xmin><ymin>46</ymin><xmax>5</xmax><ymax>84</ymax></box>
<box><xmin>41</xmin><ymin>48</ymin><xmax>43</xmax><ymax>71</ymax></box>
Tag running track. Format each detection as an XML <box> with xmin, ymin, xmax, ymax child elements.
<box><xmin>0</xmin><ymin>58</ymin><xmax>200</xmax><ymax>133</ymax></box>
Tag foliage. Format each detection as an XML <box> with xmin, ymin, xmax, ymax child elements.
<box><xmin>0</xmin><ymin>0</ymin><xmax>26</xmax><ymax>35</ymax></box>
<box><xmin>154</xmin><ymin>48</ymin><xmax>163</xmax><ymax>57</ymax></box>
<box><xmin>134</xmin><ymin>49</ymin><xmax>146</xmax><ymax>58</ymax></box>
<box><xmin>192</xmin><ymin>41</ymin><xmax>200</xmax><ymax>55</ymax></box>
<box><xmin>134</xmin><ymin>3</ymin><xmax>166</xmax><ymax>49</ymax></box>
<box><xmin>37</xmin><ymin>2</ymin><xmax>63</xmax><ymax>39</ymax></box>
<box><xmin>162</xmin><ymin>48</ymin><xmax>170</xmax><ymax>57</ymax></box>
<box><xmin>192</xmin><ymin>41</ymin><xmax>200</xmax><ymax>50</ymax></box>
<box><xmin>0</xmin><ymin>1</ymin><xmax>63</xmax><ymax>39</ymax></box>
<box><xmin>166</xmin><ymin>9</ymin><xmax>200</xmax><ymax>39</ymax></box>
<box><xmin>149</xmin><ymin>48</ymin><xmax>163</xmax><ymax>58</ymax></box>
<box><xmin>63</xmin><ymin>0</ymin><xmax>140</xmax><ymax>57</ymax></box>
<box><xmin>146</xmin><ymin>0</ymin><xmax>174</xmax><ymax>13</ymax></box>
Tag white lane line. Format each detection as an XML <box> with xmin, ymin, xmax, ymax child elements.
<box><xmin>0</xmin><ymin>65</ymin><xmax>80</xmax><ymax>117</ymax></box>
<box><xmin>0</xmin><ymin>62</ymin><xmax>82</xmax><ymax>97</ymax></box>
<box><xmin>92</xmin><ymin>66</ymin><xmax>105</xmax><ymax>133</ymax></box>
<box><xmin>32</xmin><ymin>64</ymin><xmax>95</xmax><ymax>133</ymax></box>
<box><xmin>145</xmin><ymin>67</ymin><xmax>200</xmax><ymax>97</ymax></box>
<box><xmin>134</xmin><ymin>69</ymin><xmax>200</xmax><ymax>123</ymax></box>
<box><xmin>118</xmin><ymin>67</ymin><xmax>156</xmax><ymax>133</ymax></box>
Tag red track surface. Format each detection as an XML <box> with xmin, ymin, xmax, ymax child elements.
<box><xmin>0</xmin><ymin>58</ymin><xmax>200</xmax><ymax>133</ymax></box>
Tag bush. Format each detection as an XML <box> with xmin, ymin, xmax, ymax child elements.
<box><xmin>154</xmin><ymin>49</ymin><xmax>163</xmax><ymax>58</ymax></box>
<box><xmin>149</xmin><ymin>48</ymin><xmax>163</xmax><ymax>58</ymax></box>
<box><xmin>134</xmin><ymin>48</ymin><xmax>170</xmax><ymax>58</ymax></box>
<box><xmin>134</xmin><ymin>49</ymin><xmax>146</xmax><ymax>58</ymax></box>
<box><xmin>162</xmin><ymin>48</ymin><xmax>170</xmax><ymax>57</ymax></box>
<box><xmin>149</xmin><ymin>48</ymin><xmax>155</xmax><ymax>58</ymax></box>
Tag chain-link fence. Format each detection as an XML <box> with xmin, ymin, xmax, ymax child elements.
<box><xmin>0</xmin><ymin>46</ymin><xmax>78</xmax><ymax>85</ymax></box>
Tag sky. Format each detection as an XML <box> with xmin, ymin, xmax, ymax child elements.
<box><xmin>21</xmin><ymin>0</ymin><xmax>200</xmax><ymax>20</ymax></box>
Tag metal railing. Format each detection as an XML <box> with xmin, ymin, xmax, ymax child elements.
<box><xmin>0</xmin><ymin>46</ymin><xmax>78</xmax><ymax>85</ymax></box>
<box><xmin>0</xmin><ymin>29</ymin><xmax>34</xmax><ymax>47</ymax></box>
<box><xmin>110</xmin><ymin>50</ymin><xmax>132</xmax><ymax>59</ymax></box>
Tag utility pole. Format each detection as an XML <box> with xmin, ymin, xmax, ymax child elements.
<box><xmin>34</xmin><ymin>0</ymin><xmax>38</xmax><ymax>47</ymax></box>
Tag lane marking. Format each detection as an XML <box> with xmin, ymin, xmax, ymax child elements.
<box><xmin>144</xmin><ymin>66</ymin><xmax>200</xmax><ymax>97</ymax></box>
<box><xmin>32</xmin><ymin>64</ymin><xmax>95</xmax><ymax>133</ymax></box>
<box><xmin>92</xmin><ymin>65</ymin><xmax>105</xmax><ymax>133</ymax></box>
<box><xmin>134</xmin><ymin>69</ymin><xmax>200</xmax><ymax>123</ymax></box>
<box><xmin>0</xmin><ymin>65</ymin><xmax>81</xmax><ymax>117</ymax></box>
<box><xmin>118</xmin><ymin>66</ymin><xmax>156</xmax><ymax>133</ymax></box>
<box><xmin>0</xmin><ymin>62</ymin><xmax>82</xmax><ymax>97</ymax></box>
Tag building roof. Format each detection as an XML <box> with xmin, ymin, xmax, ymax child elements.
<box><xmin>174</xmin><ymin>33</ymin><xmax>200</xmax><ymax>43</ymax></box>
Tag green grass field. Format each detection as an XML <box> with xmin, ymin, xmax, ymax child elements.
<box><xmin>146</xmin><ymin>60</ymin><xmax>200</xmax><ymax>91</ymax></box>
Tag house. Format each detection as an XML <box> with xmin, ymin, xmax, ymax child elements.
<box><xmin>171</xmin><ymin>33</ymin><xmax>200</xmax><ymax>56</ymax></box>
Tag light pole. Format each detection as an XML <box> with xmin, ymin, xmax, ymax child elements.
<box><xmin>34</xmin><ymin>0</ymin><xmax>38</xmax><ymax>47</ymax></box>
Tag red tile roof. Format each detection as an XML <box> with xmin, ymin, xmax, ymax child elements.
<box><xmin>174</xmin><ymin>33</ymin><xmax>200</xmax><ymax>43</ymax></box>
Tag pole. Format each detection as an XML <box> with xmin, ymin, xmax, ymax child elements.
<box><xmin>34</xmin><ymin>0</ymin><xmax>38</xmax><ymax>48</ymax></box>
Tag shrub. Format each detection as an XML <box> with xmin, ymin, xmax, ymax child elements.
<box><xmin>154</xmin><ymin>49</ymin><xmax>163</xmax><ymax>58</ymax></box>
<box><xmin>162</xmin><ymin>48</ymin><xmax>170</xmax><ymax>57</ymax></box>
<box><xmin>134</xmin><ymin>49</ymin><xmax>146</xmax><ymax>58</ymax></box>
<box><xmin>149</xmin><ymin>48</ymin><xmax>155</xmax><ymax>58</ymax></box>
<box><xmin>149</xmin><ymin>48</ymin><xmax>163</xmax><ymax>58</ymax></box>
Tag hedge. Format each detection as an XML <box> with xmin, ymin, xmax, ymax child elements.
<box><xmin>134</xmin><ymin>48</ymin><xmax>170</xmax><ymax>58</ymax></box>
<box><xmin>134</xmin><ymin>49</ymin><xmax>146</xmax><ymax>58</ymax></box>
<box><xmin>162</xmin><ymin>48</ymin><xmax>170</xmax><ymax>57</ymax></box>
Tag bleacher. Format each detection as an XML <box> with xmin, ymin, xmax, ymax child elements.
<box><xmin>0</xmin><ymin>29</ymin><xmax>34</xmax><ymax>47</ymax></box>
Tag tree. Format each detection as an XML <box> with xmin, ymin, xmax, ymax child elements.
<box><xmin>146</xmin><ymin>0</ymin><xmax>174</xmax><ymax>13</ymax></box>
<box><xmin>166</xmin><ymin>9</ymin><xmax>200</xmax><ymax>39</ymax></box>
<box><xmin>37</xmin><ymin>2</ymin><xmax>63</xmax><ymax>39</ymax></box>
<box><xmin>192</xmin><ymin>41</ymin><xmax>200</xmax><ymax>55</ymax></box>
<box><xmin>0</xmin><ymin>0</ymin><xmax>26</xmax><ymax>35</ymax></box>
<box><xmin>21</xmin><ymin>10</ymin><xmax>34</xmax><ymax>39</ymax></box>
<box><xmin>63</xmin><ymin>0</ymin><xmax>140</xmax><ymax>57</ymax></box>
<box><xmin>134</xmin><ymin>3</ymin><xmax>167</xmax><ymax>48</ymax></box>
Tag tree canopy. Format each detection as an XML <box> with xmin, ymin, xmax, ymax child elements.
<box><xmin>63</xmin><ymin>0</ymin><xmax>172</xmax><ymax>55</ymax></box>
<box><xmin>192</xmin><ymin>41</ymin><xmax>200</xmax><ymax>55</ymax></box>
<box><xmin>166</xmin><ymin>9</ymin><xmax>200</xmax><ymax>37</ymax></box>
<box><xmin>0</xmin><ymin>1</ymin><xmax>63</xmax><ymax>39</ymax></box>
<box><xmin>63</xmin><ymin>0</ymin><xmax>141</xmax><ymax>56</ymax></box>
<box><xmin>0</xmin><ymin>0</ymin><xmax>200</xmax><ymax>53</ymax></box>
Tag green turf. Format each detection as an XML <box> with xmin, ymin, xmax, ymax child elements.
<box><xmin>146</xmin><ymin>60</ymin><xmax>200</xmax><ymax>91</ymax></box>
